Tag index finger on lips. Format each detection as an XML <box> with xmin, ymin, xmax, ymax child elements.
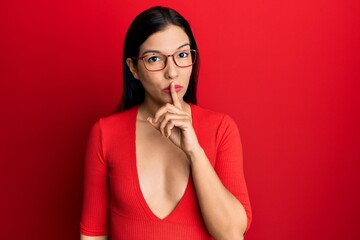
<box><xmin>170</xmin><ymin>82</ymin><xmax>182</xmax><ymax>110</ymax></box>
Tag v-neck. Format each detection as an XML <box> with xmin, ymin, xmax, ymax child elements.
<box><xmin>132</xmin><ymin>104</ymin><xmax>196</xmax><ymax>221</ymax></box>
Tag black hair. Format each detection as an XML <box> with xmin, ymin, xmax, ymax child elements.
<box><xmin>117</xmin><ymin>6</ymin><xmax>199</xmax><ymax>111</ymax></box>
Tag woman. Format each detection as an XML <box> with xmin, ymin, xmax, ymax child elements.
<box><xmin>80</xmin><ymin>6</ymin><xmax>252</xmax><ymax>240</ymax></box>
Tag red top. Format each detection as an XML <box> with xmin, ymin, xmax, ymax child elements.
<box><xmin>80</xmin><ymin>104</ymin><xmax>252</xmax><ymax>239</ymax></box>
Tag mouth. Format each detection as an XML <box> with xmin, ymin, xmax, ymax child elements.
<box><xmin>163</xmin><ymin>84</ymin><xmax>183</xmax><ymax>93</ymax></box>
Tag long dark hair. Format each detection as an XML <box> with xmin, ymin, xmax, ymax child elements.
<box><xmin>117</xmin><ymin>6</ymin><xmax>200</xmax><ymax>111</ymax></box>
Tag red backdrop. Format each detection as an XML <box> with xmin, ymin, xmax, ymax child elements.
<box><xmin>1</xmin><ymin>0</ymin><xmax>359</xmax><ymax>239</ymax></box>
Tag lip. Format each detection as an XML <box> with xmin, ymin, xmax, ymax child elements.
<box><xmin>163</xmin><ymin>84</ymin><xmax>183</xmax><ymax>93</ymax></box>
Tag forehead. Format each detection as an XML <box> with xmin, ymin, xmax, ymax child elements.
<box><xmin>139</xmin><ymin>25</ymin><xmax>190</xmax><ymax>54</ymax></box>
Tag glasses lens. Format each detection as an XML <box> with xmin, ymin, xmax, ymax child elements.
<box><xmin>174</xmin><ymin>49</ymin><xmax>196</xmax><ymax>67</ymax></box>
<box><xmin>141</xmin><ymin>50</ymin><xmax>196</xmax><ymax>71</ymax></box>
<box><xmin>143</xmin><ymin>54</ymin><xmax>166</xmax><ymax>71</ymax></box>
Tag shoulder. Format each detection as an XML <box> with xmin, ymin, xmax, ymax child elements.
<box><xmin>191</xmin><ymin>104</ymin><xmax>238</xmax><ymax>131</ymax></box>
<box><xmin>100</xmin><ymin>107</ymin><xmax>137</xmax><ymax>123</ymax></box>
<box><xmin>94</xmin><ymin>106</ymin><xmax>138</xmax><ymax>134</ymax></box>
<box><xmin>191</xmin><ymin>104</ymin><xmax>241</xmax><ymax>155</ymax></box>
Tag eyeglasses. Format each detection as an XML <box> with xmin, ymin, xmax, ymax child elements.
<box><xmin>132</xmin><ymin>49</ymin><xmax>196</xmax><ymax>72</ymax></box>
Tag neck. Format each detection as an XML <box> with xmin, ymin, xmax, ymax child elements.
<box><xmin>138</xmin><ymin>99</ymin><xmax>190</xmax><ymax>120</ymax></box>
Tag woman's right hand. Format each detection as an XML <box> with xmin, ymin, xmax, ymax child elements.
<box><xmin>147</xmin><ymin>82</ymin><xmax>202</xmax><ymax>159</ymax></box>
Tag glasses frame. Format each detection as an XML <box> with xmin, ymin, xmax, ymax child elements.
<box><xmin>132</xmin><ymin>49</ymin><xmax>197</xmax><ymax>72</ymax></box>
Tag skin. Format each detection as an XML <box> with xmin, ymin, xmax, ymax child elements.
<box><xmin>81</xmin><ymin>25</ymin><xmax>247</xmax><ymax>240</ymax></box>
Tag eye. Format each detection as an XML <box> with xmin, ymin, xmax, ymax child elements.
<box><xmin>146</xmin><ymin>55</ymin><xmax>161</xmax><ymax>63</ymax></box>
<box><xmin>177</xmin><ymin>51</ymin><xmax>190</xmax><ymax>58</ymax></box>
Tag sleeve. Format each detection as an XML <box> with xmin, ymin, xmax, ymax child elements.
<box><xmin>80</xmin><ymin>120</ymin><xmax>110</xmax><ymax>236</ymax></box>
<box><xmin>214</xmin><ymin>115</ymin><xmax>252</xmax><ymax>232</ymax></box>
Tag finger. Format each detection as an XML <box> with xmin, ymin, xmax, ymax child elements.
<box><xmin>153</xmin><ymin>103</ymin><xmax>182</xmax><ymax>123</ymax></box>
<box><xmin>170</xmin><ymin>82</ymin><xmax>182</xmax><ymax>109</ymax></box>
<box><xmin>159</xmin><ymin>113</ymin><xmax>188</xmax><ymax>136</ymax></box>
<box><xmin>164</xmin><ymin>119</ymin><xmax>188</xmax><ymax>138</ymax></box>
<box><xmin>166</xmin><ymin>121</ymin><xmax>175</xmax><ymax>138</ymax></box>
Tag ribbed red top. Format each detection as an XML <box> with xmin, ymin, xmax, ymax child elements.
<box><xmin>80</xmin><ymin>104</ymin><xmax>252</xmax><ymax>239</ymax></box>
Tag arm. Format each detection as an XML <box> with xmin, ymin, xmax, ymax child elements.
<box><xmin>80</xmin><ymin>235</ymin><xmax>108</xmax><ymax>240</ymax></box>
<box><xmin>190</xmin><ymin>147</ymin><xmax>247</xmax><ymax>239</ymax></box>
<box><xmin>188</xmin><ymin>135</ymin><xmax>248</xmax><ymax>239</ymax></box>
<box><xmin>80</xmin><ymin>121</ymin><xmax>110</xmax><ymax>238</ymax></box>
<box><xmin>148</xmin><ymin>83</ymin><xmax>250</xmax><ymax>239</ymax></box>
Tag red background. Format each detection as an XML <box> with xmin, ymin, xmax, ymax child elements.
<box><xmin>1</xmin><ymin>0</ymin><xmax>359</xmax><ymax>239</ymax></box>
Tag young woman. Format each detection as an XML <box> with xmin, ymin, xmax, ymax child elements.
<box><xmin>80</xmin><ymin>6</ymin><xmax>252</xmax><ymax>240</ymax></box>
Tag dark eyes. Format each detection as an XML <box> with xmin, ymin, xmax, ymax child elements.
<box><xmin>144</xmin><ymin>50</ymin><xmax>190</xmax><ymax>64</ymax></box>
<box><xmin>147</xmin><ymin>56</ymin><xmax>161</xmax><ymax>63</ymax></box>
<box><xmin>177</xmin><ymin>51</ymin><xmax>189</xmax><ymax>58</ymax></box>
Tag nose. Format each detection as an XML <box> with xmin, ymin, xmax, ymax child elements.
<box><xmin>164</xmin><ymin>56</ymin><xmax>178</xmax><ymax>80</ymax></box>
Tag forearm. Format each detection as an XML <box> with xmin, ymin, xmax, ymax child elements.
<box><xmin>188</xmin><ymin>147</ymin><xmax>247</xmax><ymax>240</ymax></box>
<box><xmin>80</xmin><ymin>234</ymin><xmax>108</xmax><ymax>240</ymax></box>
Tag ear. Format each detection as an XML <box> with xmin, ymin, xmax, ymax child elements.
<box><xmin>126</xmin><ymin>58</ymin><xmax>140</xmax><ymax>80</ymax></box>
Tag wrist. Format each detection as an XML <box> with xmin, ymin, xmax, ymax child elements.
<box><xmin>186</xmin><ymin>145</ymin><xmax>205</xmax><ymax>165</ymax></box>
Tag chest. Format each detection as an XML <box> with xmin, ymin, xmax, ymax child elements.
<box><xmin>135</xmin><ymin>120</ymin><xmax>190</xmax><ymax>218</ymax></box>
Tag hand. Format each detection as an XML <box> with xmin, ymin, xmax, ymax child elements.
<box><xmin>147</xmin><ymin>82</ymin><xmax>201</xmax><ymax>156</ymax></box>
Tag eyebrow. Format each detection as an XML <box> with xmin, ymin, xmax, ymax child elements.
<box><xmin>141</xmin><ymin>43</ymin><xmax>190</xmax><ymax>56</ymax></box>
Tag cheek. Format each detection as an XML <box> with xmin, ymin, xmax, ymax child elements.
<box><xmin>137</xmin><ymin>65</ymin><xmax>155</xmax><ymax>82</ymax></box>
<box><xmin>136</xmin><ymin>64</ymin><xmax>147</xmax><ymax>79</ymax></box>
<box><xmin>139</xmin><ymin>71</ymin><xmax>163</xmax><ymax>87</ymax></box>
<box><xmin>183</xmin><ymin>68</ymin><xmax>193</xmax><ymax>82</ymax></box>
<box><xmin>181</xmin><ymin>68</ymin><xmax>192</xmax><ymax>90</ymax></box>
